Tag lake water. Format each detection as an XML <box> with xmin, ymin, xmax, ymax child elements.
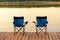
<box><xmin>0</xmin><ymin>7</ymin><xmax>60</xmax><ymax>32</ymax></box>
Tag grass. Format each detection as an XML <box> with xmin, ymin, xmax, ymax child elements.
<box><xmin>0</xmin><ymin>1</ymin><xmax>60</xmax><ymax>8</ymax></box>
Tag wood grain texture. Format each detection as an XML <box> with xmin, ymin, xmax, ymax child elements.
<box><xmin>0</xmin><ymin>32</ymin><xmax>60</xmax><ymax>40</ymax></box>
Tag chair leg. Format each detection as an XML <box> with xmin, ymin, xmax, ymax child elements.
<box><xmin>14</xmin><ymin>27</ymin><xmax>16</xmax><ymax>35</ymax></box>
<box><xmin>36</xmin><ymin>27</ymin><xmax>38</xmax><ymax>35</ymax></box>
<box><xmin>45</xmin><ymin>27</ymin><xmax>47</xmax><ymax>35</ymax></box>
<box><xmin>23</xmin><ymin>27</ymin><xmax>25</xmax><ymax>35</ymax></box>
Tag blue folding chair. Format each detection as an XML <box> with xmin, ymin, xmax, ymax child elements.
<box><xmin>13</xmin><ymin>16</ymin><xmax>28</xmax><ymax>35</ymax></box>
<box><xmin>33</xmin><ymin>16</ymin><xmax>48</xmax><ymax>35</ymax></box>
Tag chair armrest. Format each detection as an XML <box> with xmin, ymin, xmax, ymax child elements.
<box><xmin>25</xmin><ymin>21</ymin><xmax>28</xmax><ymax>24</ymax></box>
<box><xmin>46</xmin><ymin>21</ymin><xmax>48</xmax><ymax>24</ymax></box>
<box><xmin>13</xmin><ymin>21</ymin><xmax>14</xmax><ymax>24</ymax></box>
<box><xmin>24</xmin><ymin>21</ymin><xmax>28</xmax><ymax>25</ymax></box>
<box><xmin>33</xmin><ymin>21</ymin><xmax>37</xmax><ymax>25</ymax></box>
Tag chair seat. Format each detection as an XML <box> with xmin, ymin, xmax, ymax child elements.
<box><xmin>14</xmin><ymin>25</ymin><xmax>25</xmax><ymax>27</ymax></box>
<box><xmin>36</xmin><ymin>24</ymin><xmax>47</xmax><ymax>27</ymax></box>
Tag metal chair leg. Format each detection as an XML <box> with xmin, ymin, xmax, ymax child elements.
<box><xmin>36</xmin><ymin>27</ymin><xmax>38</xmax><ymax>35</ymax></box>
<box><xmin>45</xmin><ymin>27</ymin><xmax>47</xmax><ymax>35</ymax></box>
<box><xmin>14</xmin><ymin>27</ymin><xmax>16</xmax><ymax>35</ymax></box>
<box><xmin>23</xmin><ymin>27</ymin><xmax>25</xmax><ymax>35</ymax></box>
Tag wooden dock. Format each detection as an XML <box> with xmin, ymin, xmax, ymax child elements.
<box><xmin>0</xmin><ymin>32</ymin><xmax>60</xmax><ymax>40</ymax></box>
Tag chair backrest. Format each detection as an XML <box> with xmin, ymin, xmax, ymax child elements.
<box><xmin>14</xmin><ymin>16</ymin><xmax>24</xmax><ymax>26</ymax></box>
<box><xmin>36</xmin><ymin>16</ymin><xmax>47</xmax><ymax>27</ymax></box>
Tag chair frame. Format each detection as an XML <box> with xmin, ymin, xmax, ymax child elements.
<box><xmin>33</xmin><ymin>16</ymin><xmax>48</xmax><ymax>35</ymax></box>
<box><xmin>13</xmin><ymin>16</ymin><xmax>28</xmax><ymax>35</ymax></box>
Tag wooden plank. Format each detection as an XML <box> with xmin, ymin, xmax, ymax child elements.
<box><xmin>45</xmin><ymin>32</ymin><xmax>49</xmax><ymax>40</ymax></box>
<box><xmin>0</xmin><ymin>32</ymin><xmax>3</xmax><ymax>40</ymax></box>
<box><xmin>0</xmin><ymin>32</ymin><xmax>3</xmax><ymax>37</ymax></box>
<box><xmin>28</xmin><ymin>32</ymin><xmax>34</xmax><ymax>40</ymax></box>
<box><xmin>59</xmin><ymin>32</ymin><xmax>60</xmax><ymax>39</ymax></box>
<box><xmin>8</xmin><ymin>32</ymin><xmax>14</xmax><ymax>40</ymax></box>
<box><xmin>28</xmin><ymin>32</ymin><xmax>32</xmax><ymax>40</ymax></box>
<box><xmin>11</xmin><ymin>32</ymin><xmax>19</xmax><ymax>40</ymax></box>
<box><xmin>32</xmin><ymin>32</ymin><xmax>37</xmax><ymax>40</ymax></box>
<box><xmin>38</xmin><ymin>32</ymin><xmax>41</xmax><ymax>40</ymax></box>
<box><xmin>41</xmin><ymin>32</ymin><xmax>45</xmax><ymax>40</ymax></box>
<box><xmin>35</xmin><ymin>33</ymin><xmax>39</xmax><ymax>40</ymax></box>
<box><xmin>54</xmin><ymin>32</ymin><xmax>60</xmax><ymax>40</ymax></box>
<box><xmin>18</xmin><ymin>32</ymin><xmax>23</xmax><ymax>40</ymax></box>
<box><xmin>21</xmin><ymin>32</ymin><xmax>30</xmax><ymax>40</ymax></box>
<box><xmin>14</xmin><ymin>32</ymin><xmax>20</xmax><ymax>40</ymax></box>
<box><xmin>0</xmin><ymin>32</ymin><xmax>6</xmax><ymax>40</ymax></box>
<box><xmin>4</xmin><ymin>32</ymin><xmax>13</xmax><ymax>40</ymax></box>
<box><xmin>0</xmin><ymin>32</ymin><xmax>2</xmax><ymax>35</ymax></box>
<box><xmin>1</xmin><ymin>32</ymin><xmax>9</xmax><ymax>40</ymax></box>
<box><xmin>25</xmin><ymin>32</ymin><xmax>30</xmax><ymax>40</ymax></box>
<box><xmin>56</xmin><ymin>32</ymin><xmax>60</xmax><ymax>40</ymax></box>
<box><xmin>48</xmin><ymin>32</ymin><xmax>53</xmax><ymax>40</ymax></box>
<box><xmin>37</xmin><ymin>32</ymin><xmax>45</xmax><ymax>40</ymax></box>
<box><xmin>0</xmin><ymin>32</ymin><xmax>60</xmax><ymax>40</ymax></box>
<box><xmin>51</xmin><ymin>32</ymin><xmax>56</xmax><ymax>40</ymax></box>
<box><xmin>33</xmin><ymin>32</ymin><xmax>39</xmax><ymax>40</ymax></box>
<box><xmin>31</xmin><ymin>32</ymin><xmax>35</xmax><ymax>40</ymax></box>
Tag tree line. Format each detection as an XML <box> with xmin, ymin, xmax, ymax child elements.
<box><xmin>0</xmin><ymin>0</ymin><xmax>60</xmax><ymax>2</ymax></box>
